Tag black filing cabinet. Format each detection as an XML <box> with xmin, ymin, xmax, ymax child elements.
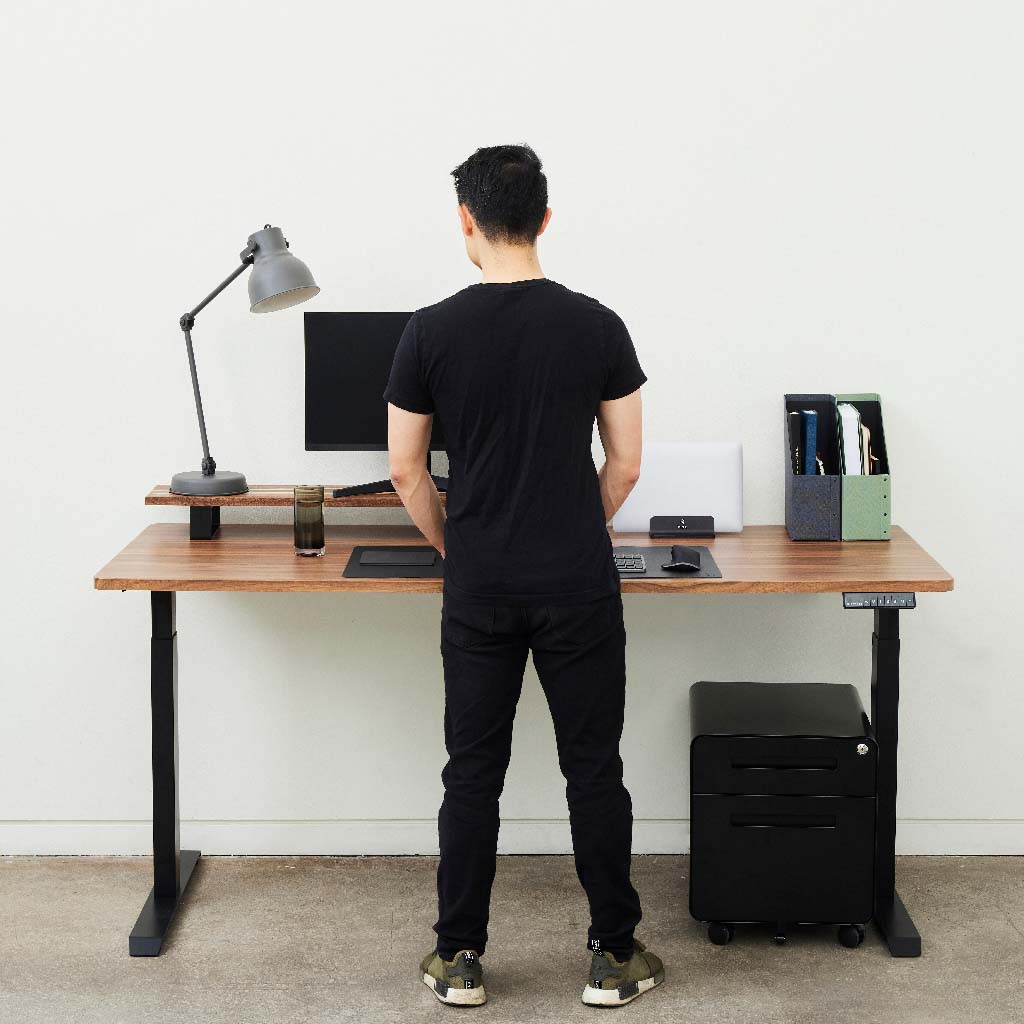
<box><xmin>689</xmin><ymin>680</ymin><xmax>876</xmax><ymax>948</ymax></box>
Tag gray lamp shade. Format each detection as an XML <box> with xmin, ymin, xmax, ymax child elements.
<box><xmin>246</xmin><ymin>225</ymin><xmax>320</xmax><ymax>313</ymax></box>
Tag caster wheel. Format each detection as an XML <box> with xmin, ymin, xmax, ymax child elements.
<box><xmin>707</xmin><ymin>923</ymin><xmax>734</xmax><ymax>945</ymax></box>
<box><xmin>838</xmin><ymin>924</ymin><xmax>865</xmax><ymax>948</ymax></box>
<box><xmin>772</xmin><ymin>926</ymin><xmax>787</xmax><ymax>945</ymax></box>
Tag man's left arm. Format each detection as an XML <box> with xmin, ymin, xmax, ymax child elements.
<box><xmin>596</xmin><ymin>388</ymin><xmax>643</xmax><ymax>523</ymax></box>
<box><xmin>387</xmin><ymin>403</ymin><xmax>446</xmax><ymax>556</ymax></box>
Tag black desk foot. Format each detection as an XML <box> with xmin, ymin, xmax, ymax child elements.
<box><xmin>129</xmin><ymin>849</ymin><xmax>201</xmax><ymax>956</ymax></box>
<box><xmin>875</xmin><ymin>889</ymin><xmax>921</xmax><ymax>958</ymax></box>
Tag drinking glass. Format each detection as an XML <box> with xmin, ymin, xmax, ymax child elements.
<box><xmin>294</xmin><ymin>485</ymin><xmax>325</xmax><ymax>556</ymax></box>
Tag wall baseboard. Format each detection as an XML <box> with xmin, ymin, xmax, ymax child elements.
<box><xmin>2</xmin><ymin>818</ymin><xmax>1023</xmax><ymax>856</ymax></box>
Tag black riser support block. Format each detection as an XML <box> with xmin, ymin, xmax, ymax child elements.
<box><xmin>189</xmin><ymin>506</ymin><xmax>220</xmax><ymax>540</ymax></box>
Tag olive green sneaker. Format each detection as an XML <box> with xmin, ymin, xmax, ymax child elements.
<box><xmin>581</xmin><ymin>940</ymin><xmax>664</xmax><ymax>1007</ymax></box>
<box><xmin>420</xmin><ymin>949</ymin><xmax>486</xmax><ymax>1006</ymax></box>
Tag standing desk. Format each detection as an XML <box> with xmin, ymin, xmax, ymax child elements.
<box><xmin>94</xmin><ymin>522</ymin><xmax>953</xmax><ymax>958</ymax></box>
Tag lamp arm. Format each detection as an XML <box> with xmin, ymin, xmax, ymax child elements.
<box><xmin>181</xmin><ymin>325</ymin><xmax>215</xmax><ymax>473</ymax></box>
<box><xmin>180</xmin><ymin>252</ymin><xmax>253</xmax><ymax>327</ymax></box>
<box><xmin>177</xmin><ymin>253</ymin><xmax>255</xmax><ymax>475</ymax></box>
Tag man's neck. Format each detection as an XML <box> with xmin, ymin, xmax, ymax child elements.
<box><xmin>478</xmin><ymin>243</ymin><xmax>545</xmax><ymax>284</ymax></box>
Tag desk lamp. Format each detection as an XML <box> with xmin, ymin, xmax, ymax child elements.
<box><xmin>170</xmin><ymin>225</ymin><xmax>320</xmax><ymax>496</ymax></box>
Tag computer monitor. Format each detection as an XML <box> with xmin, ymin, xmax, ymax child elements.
<box><xmin>304</xmin><ymin>312</ymin><xmax>446</xmax><ymax>496</ymax></box>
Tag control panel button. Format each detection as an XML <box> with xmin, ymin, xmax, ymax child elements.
<box><xmin>843</xmin><ymin>592</ymin><xmax>916</xmax><ymax>610</ymax></box>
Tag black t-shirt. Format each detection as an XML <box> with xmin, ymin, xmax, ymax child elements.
<box><xmin>383</xmin><ymin>278</ymin><xmax>646</xmax><ymax>604</ymax></box>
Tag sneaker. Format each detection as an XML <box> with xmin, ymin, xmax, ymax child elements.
<box><xmin>420</xmin><ymin>949</ymin><xmax>487</xmax><ymax>1006</ymax></box>
<box><xmin>581</xmin><ymin>940</ymin><xmax>664</xmax><ymax>1007</ymax></box>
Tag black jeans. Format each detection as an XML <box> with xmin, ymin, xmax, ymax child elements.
<box><xmin>434</xmin><ymin>592</ymin><xmax>642</xmax><ymax>961</ymax></box>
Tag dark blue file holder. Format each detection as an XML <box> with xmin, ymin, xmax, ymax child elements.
<box><xmin>784</xmin><ymin>394</ymin><xmax>841</xmax><ymax>540</ymax></box>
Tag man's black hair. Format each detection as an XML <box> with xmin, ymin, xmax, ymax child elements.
<box><xmin>450</xmin><ymin>144</ymin><xmax>548</xmax><ymax>245</ymax></box>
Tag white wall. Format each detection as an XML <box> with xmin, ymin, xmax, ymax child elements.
<box><xmin>2</xmin><ymin>1</ymin><xmax>1022</xmax><ymax>856</ymax></box>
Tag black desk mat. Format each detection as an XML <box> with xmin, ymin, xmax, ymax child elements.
<box><xmin>344</xmin><ymin>545</ymin><xmax>722</xmax><ymax>580</ymax></box>
<box><xmin>612</xmin><ymin>545</ymin><xmax>723</xmax><ymax>579</ymax></box>
<box><xmin>343</xmin><ymin>546</ymin><xmax>444</xmax><ymax>579</ymax></box>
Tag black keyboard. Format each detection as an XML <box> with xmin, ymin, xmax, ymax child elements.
<box><xmin>614</xmin><ymin>552</ymin><xmax>647</xmax><ymax>574</ymax></box>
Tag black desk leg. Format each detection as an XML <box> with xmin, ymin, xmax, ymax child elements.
<box><xmin>128</xmin><ymin>591</ymin><xmax>201</xmax><ymax>956</ymax></box>
<box><xmin>871</xmin><ymin>607</ymin><xmax>921</xmax><ymax>957</ymax></box>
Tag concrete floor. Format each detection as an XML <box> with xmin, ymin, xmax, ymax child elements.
<box><xmin>1</xmin><ymin>856</ymin><xmax>1022</xmax><ymax>1024</ymax></box>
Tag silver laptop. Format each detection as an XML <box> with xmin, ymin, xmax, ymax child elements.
<box><xmin>611</xmin><ymin>441</ymin><xmax>743</xmax><ymax>533</ymax></box>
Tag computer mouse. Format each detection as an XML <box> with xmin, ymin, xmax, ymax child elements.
<box><xmin>660</xmin><ymin>545</ymin><xmax>702</xmax><ymax>572</ymax></box>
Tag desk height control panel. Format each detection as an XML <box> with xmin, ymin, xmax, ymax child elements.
<box><xmin>843</xmin><ymin>593</ymin><xmax>916</xmax><ymax>610</ymax></box>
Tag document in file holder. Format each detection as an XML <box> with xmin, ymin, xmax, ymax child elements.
<box><xmin>838</xmin><ymin>404</ymin><xmax>865</xmax><ymax>475</ymax></box>
<box><xmin>800</xmin><ymin>410</ymin><xmax>818</xmax><ymax>475</ymax></box>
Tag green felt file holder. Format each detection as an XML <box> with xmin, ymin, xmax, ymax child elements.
<box><xmin>835</xmin><ymin>393</ymin><xmax>891</xmax><ymax>541</ymax></box>
<box><xmin>784</xmin><ymin>394</ymin><xmax>841</xmax><ymax>541</ymax></box>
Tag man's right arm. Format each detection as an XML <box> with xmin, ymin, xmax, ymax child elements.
<box><xmin>387</xmin><ymin>402</ymin><xmax>446</xmax><ymax>556</ymax></box>
<box><xmin>596</xmin><ymin>388</ymin><xmax>643</xmax><ymax>523</ymax></box>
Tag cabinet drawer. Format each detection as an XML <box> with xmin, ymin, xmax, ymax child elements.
<box><xmin>689</xmin><ymin>794</ymin><xmax>875</xmax><ymax>925</ymax></box>
<box><xmin>691</xmin><ymin>735</ymin><xmax>876</xmax><ymax>797</ymax></box>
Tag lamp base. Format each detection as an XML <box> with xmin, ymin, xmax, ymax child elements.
<box><xmin>170</xmin><ymin>470</ymin><xmax>248</xmax><ymax>496</ymax></box>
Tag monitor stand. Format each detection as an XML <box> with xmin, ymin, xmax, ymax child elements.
<box><xmin>333</xmin><ymin>454</ymin><xmax>447</xmax><ymax>498</ymax></box>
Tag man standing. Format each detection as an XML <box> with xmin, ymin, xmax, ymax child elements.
<box><xmin>385</xmin><ymin>145</ymin><xmax>662</xmax><ymax>1008</ymax></box>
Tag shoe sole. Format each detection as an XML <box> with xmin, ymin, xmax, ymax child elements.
<box><xmin>581</xmin><ymin>969</ymin><xmax>664</xmax><ymax>1007</ymax></box>
<box><xmin>422</xmin><ymin>972</ymin><xmax>487</xmax><ymax>1006</ymax></box>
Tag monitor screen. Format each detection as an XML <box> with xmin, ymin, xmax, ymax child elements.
<box><xmin>304</xmin><ymin>312</ymin><xmax>445</xmax><ymax>452</ymax></box>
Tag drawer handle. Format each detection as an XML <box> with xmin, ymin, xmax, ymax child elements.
<box><xmin>730</xmin><ymin>813</ymin><xmax>837</xmax><ymax>829</ymax></box>
<box><xmin>731</xmin><ymin>758</ymin><xmax>837</xmax><ymax>771</ymax></box>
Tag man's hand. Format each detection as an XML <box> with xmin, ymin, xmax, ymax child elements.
<box><xmin>387</xmin><ymin>403</ymin><xmax>446</xmax><ymax>556</ymax></box>
<box><xmin>596</xmin><ymin>389</ymin><xmax>643</xmax><ymax>523</ymax></box>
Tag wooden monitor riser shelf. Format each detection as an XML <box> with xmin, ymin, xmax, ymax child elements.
<box><xmin>145</xmin><ymin>484</ymin><xmax>431</xmax><ymax>509</ymax></box>
<box><xmin>145</xmin><ymin>484</ymin><xmax>438</xmax><ymax>539</ymax></box>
